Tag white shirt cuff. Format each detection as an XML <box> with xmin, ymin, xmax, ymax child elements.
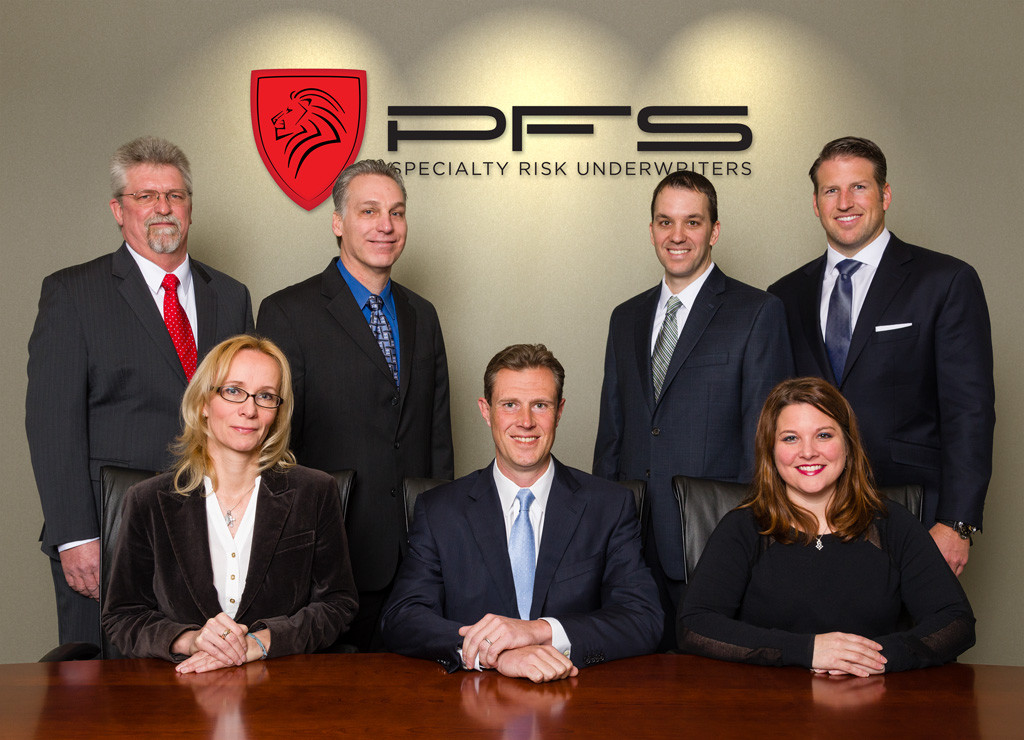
<box><xmin>58</xmin><ymin>537</ymin><xmax>99</xmax><ymax>553</ymax></box>
<box><xmin>541</xmin><ymin>617</ymin><xmax>571</xmax><ymax>659</ymax></box>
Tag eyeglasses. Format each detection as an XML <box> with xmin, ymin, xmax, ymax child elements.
<box><xmin>214</xmin><ymin>385</ymin><xmax>283</xmax><ymax>409</ymax></box>
<box><xmin>119</xmin><ymin>190</ymin><xmax>191</xmax><ymax>206</ymax></box>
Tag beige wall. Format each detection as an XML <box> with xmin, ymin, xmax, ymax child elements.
<box><xmin>1</xmin><ymin>0</ymin><xmax>1020</xmax><ymax>665</ymax></box>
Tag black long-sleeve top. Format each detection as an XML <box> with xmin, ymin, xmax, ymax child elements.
<box><xmin>678</xmin><ymin>502</ymin><xmax>975</xmax><ymax>672</ymax></box>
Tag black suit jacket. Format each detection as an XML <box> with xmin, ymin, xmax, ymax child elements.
<box><xmin>768</xmin><ymin>234</ymin><xmax>995</xmax><ymax>527</ymax></box>
<box><xmin>593</xmin><ymin>266</ymin><xmax>792</xmax><ymax>580</ymax></box>
<box><xmin>101</xmin><ymin>466</ymin><xmax>358</xmax><ymax>660</ymax></box>
<box><xmin>26</xmin><ymin>244</ymin><xmax>254</xmax><ymax>555</ymax></box>
<box><xmin>257</xmin><ymin>259</ymin><xmax>453</xmax><ymax>590</ymax></box>
<box><xmin>381</xmin><ymin>460</ymin><xmax>662</xmax><ymax>671</ymax></box>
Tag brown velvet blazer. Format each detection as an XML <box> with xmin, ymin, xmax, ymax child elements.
<box><xmin>101</xmin><ymin>465</ymin><xmax>358</xmax><ymax>661</ymax></box>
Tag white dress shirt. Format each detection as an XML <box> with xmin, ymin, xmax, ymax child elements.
<box><xmin>818</xmin><ymin>230</ymin><xmax>891</xmax><ymax>339</ymax></box>
<box><xmin>204</xmin><ymin>476</ymin><xmax>260</xmax><ymax>619</ymax></box>
<box><xmin>650</xmin><ymin>263</ymin><xmax>716</xmax><ymax>354</ymax></box>
<box><xmin>125</xmin><ymin>244</ymin><xmax>199</xmax><ymax>347</ymax></box>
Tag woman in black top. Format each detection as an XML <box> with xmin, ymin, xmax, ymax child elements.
<box><xmin>678</xmin><ymin>377</ymin><xmax>974</xmax><ymax>675</ymax></box>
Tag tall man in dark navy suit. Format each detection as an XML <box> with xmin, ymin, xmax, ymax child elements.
<box><xmin>593</xmin><ymin>171</ymin><xmax>792</xmax><ymax>639</ymax></box>
<box><xmin>383</xmin><ymin>344</ymin><xmax>661</xmax><ymax>682</ymax></box>
<box><xmin>258</xmin><ymin>160</ymin><xmax>453</xmax><ymax>650</ymax></box>
<box><xmin>26</xmin><ymin>137</ymin><xmax>254</xmax><ymax>646</ymax></box>
<box><xmin>769</xmin><ymin>136</ymin><xmax>994</xmax><ymax>576</ymax></box>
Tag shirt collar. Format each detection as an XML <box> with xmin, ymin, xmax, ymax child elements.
<box><xmin>337</xmin><ymin>257</ymin><xmax>394</xmax><ymax>309</ymax></box>
<box><xmin>659</xmin><ymin>261</ymin><xmax>715</xmax><ymax>309</ymax></box>
<box><xmin>125</xmin><ymin>241</ymin><xmax>192</xmax><ymax>297</ymax></box>
<box><xmin>491</xmin><ymin>458</ymin><xmax>555</xmax><ymax>514</ymax></box>
<box><xmin>825</xmin><ymin>228</ymin><xmax>890</xmax><ymax>272</ymax></box>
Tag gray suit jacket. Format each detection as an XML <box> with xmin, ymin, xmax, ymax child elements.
<box><xmin>26</xmin><ymin>243</ymin><xmax>254</xmax><ymax>556</ymax></box>
<box><xmin>593</xmin><ymin>266</ymin><xmax>792</xmax><ymax>581</ymax></box>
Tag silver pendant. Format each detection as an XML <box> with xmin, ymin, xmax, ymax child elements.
<box><xmin>815</xmin><ymin>535</ymin><xmax>823</xmax><ymax>551</ymax></box>
<box><xmin>225</xmin><ymin>509</ymin><xmax>236</xmax><ymax>528</ymax></box>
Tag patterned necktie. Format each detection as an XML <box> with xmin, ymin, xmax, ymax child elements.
<box><xmin>652</xmin><ymin>295</ymin><xmax>682</xmax><ymax>401</ymax></box>
<box><xmin>161</xmin><ymin>273</ymin><xmax>196</xmax><ymax>380</ymax></box>
<box><xmin>367</xmin><ymin>295</ymin><xmax>399</xmax><ymax>386</ymax></box>
<box><xmin>509</xmin><ymin>488</ymin><xmax>536</xmax><ymax>621</ymax></box>
<box><xmin>824</xmin><ymin>259</ymin><xmax>862</xmax><ymax>381</ymax></box>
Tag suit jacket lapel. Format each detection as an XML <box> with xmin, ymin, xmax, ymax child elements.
<box><xmin>191</xmin><ymin>260</ymin><xmax>218</xmax><ymax>357</ymax></box>
<box><xmin>531</xmin><ymin>460</ymin><xmax>584</xmax><ymax>619</ymax></box>
<box><xmin>656</xmin><ymin>267</ymin><xmax>724</xmax><ymax>406</ymax></box>
<box><xmin>393</xmin><ymin>283</ymin><xmax>416</xmax><ymax>408</ymax></box>
<box><xmin>236</xmin><ymin>471</ymin><xmax>295</xmax><ymax>617</ymax></box>
<box><xmin>112</xmin><ymin>244</ymin><xmax>188</xmax><ymax>384</ymax></box>
<box><xmin>320</xmin><ymin>260</ymin><xmax>395</xmax><ymax>384</ymax></box>
<box><xmin>632</xmin><ymin>287</ymin><xmax>660</xmax><ymax>412</ymax></box>
<box><xmin>797</xmin><ymin>256</ymin><xmax>835</xmax><ymax>383</ymax></box>
<box><xmin>842</xmin><ymin>236</ymin><xmax>911</xmax><ymax>385</ymax></box>
<box><xmin>157</xmin><ymin>487</ymin><xmax>221</xmax><ymax>616</ymax></box>
<box><xmin>467</xmin><ymin>466</ymin><xmax>519</xmax><ymax>617</ymax></box>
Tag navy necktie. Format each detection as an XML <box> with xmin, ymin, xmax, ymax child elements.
<box><xmin>824</xmin><ymin>259</ymin><xmax>862</xmax><ymax>381</ymax></box>
<box><xmin>509</xmin><ymin>488</ymin><xmax>536</xmax><ymax>620</ymax></box>
<box><xmin>367</xmin><ymin>294</ymin><xmax>398</xmax><ymax>386</ymax></box>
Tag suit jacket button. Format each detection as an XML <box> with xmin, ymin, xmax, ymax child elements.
<box><xmin>390</xmin><ymin>487</ymin><xmax>397</xmax><ymax>497</ymax></box>
<box><xmin>391</xmin><ymin>396</ymin><xmax>399</xmax><ymax>406</ymax></box>
<box><xmin>394</xmin><ymin>441</ymin><xmax>401</xmax><ymax>449</ymax></box>
<box><xmin>651</xmin><ymin>427</ymin><xmax>660</xmax><ymax>436</ymax></box>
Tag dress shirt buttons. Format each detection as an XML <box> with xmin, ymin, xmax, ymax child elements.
<box><xmin>230</xmin><ymin>575</ymin><xmax>235</xmax><ymax>580</ymax></box>
<box><xmin>230</xmin><ymin>598</ymin><xmax>236</xmax><ymax>604</ymax></box>
<box><xmin>651</xmin><ymin>427</ymin><xmax>661</xmax><ymax>436</ymax></box>
<box><xmin>231</xmin><ymin>552</ymin><xmax>236</xmax><ymax>558</ymax></box>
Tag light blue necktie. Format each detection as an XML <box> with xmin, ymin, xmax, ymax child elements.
<box><xmin>367</xmin><ymin>294</ymin><xmax>399</xmax><ymax>386</ymax></box>
<box><xmin>509</xmin><ymin>488</ymin><xmax>536</xmax><ymax>620</ymax></box>
<box><xmin>824</xmin><ymin>259</ymin><xmax>862</xmax><ymax>381</ymax></box>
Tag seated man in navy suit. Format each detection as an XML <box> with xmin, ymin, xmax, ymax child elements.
<box><xmin>382</xmin><ymin>344</ymin><xmax>662</xmax><ymax>682</ymax></box>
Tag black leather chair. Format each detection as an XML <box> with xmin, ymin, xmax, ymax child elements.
<box><xmin>40</xmin><ymin>466</ymin><xmax>155</xmax><ymax>661</ymax></box>
<box><xmin>402</xmin><ymin>478</ymin><xmax>451</xmax><ymax>533</ymax></box>
<box><xmin>330</xmin><ymin>470</ymin><xmax>355</xmax><ymax>520</ymax></box>
<box><xmin>672</xmin><ymin>475</ymin><xmax>924</xmax><ymax>584</ymax></box>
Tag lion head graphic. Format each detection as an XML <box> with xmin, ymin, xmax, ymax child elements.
<box><xmin>270</xmin><ymin>87</ymin><xmax>347</xmax><ymax>177</ymax></box>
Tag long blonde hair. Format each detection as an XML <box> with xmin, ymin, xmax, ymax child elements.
<box><xmin>170</xmin><ymin>335</ymin><xmax>295</xmax><ymax>494</ymax></box>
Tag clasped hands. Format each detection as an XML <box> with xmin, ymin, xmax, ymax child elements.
<box><xmin>172</xmin><ymin>613</ymin><xmax>270</xmax><ymax>674</ymax></box>
<box><xmin>459</xmin><ymin>613</ymin><xmax>578</xmax><ymax>683</ymax></box>
<box><xmin>812</xmin><ymin>632</ymin><xmax>887</xmax><ymax>677</ymax></box>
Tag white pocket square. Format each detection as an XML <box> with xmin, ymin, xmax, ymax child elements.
<box><xmin>875</xmin><ymin>323</ymin><xmax>913</xmax><ymax>332</ymax></box>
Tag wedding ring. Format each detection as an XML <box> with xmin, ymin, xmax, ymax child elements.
<box><xmin>484</xmin><ymin>638</ymin><xmax>493</xmax><ymax>645</ymax></box>
<box><xmin>221</xmin><ymin>629</ymin><xmax>231</xmax><ymax>638</ymax></box>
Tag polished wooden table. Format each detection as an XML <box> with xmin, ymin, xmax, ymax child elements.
<box><xmin>1</xmin><ymin>653</ymin><xmax>1021</xmax><ymax>738</ymax></box>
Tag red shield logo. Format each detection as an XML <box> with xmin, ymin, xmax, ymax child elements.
<box><xmin>251</xmin><ymin>69</ymin><xmax>367</xmax><ymax>210</ymax></box>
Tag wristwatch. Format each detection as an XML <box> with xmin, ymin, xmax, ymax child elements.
<box><xmin>936</xmin><ymin>520</ymin><xmax>979</xmax><ymax>545</ymax></box>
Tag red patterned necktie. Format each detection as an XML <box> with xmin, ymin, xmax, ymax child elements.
<box><xmin>161</xmin><ymin>273</ymin><xmax>197</xmax><ymax>380</ymax></box>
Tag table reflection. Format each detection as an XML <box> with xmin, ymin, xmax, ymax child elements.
<box><xmin>459</xmin><ymin>671</ymin><xmax>577</xmax><ymax>739</ymax></box>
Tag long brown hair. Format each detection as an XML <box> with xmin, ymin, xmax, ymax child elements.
<box><xmin>743</xmin><ymin>377</ymin><xmax>885</xmax><ymax>545</ymax></box>
<box><xmin>169</xmin><ymin>335</ymin><xmax>295</xmax><ymax>495</ymax></box>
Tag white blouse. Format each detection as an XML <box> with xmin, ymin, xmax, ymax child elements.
<box><xmin>203</xmin><ymin>476</ymin><xmax>261</xmax><ymax>618</ymax></box>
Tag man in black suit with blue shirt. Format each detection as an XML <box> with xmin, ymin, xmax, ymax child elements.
<box><xmin>768</xmin><ymin>136</ymin><xmax>995</xmax><ymax>576</ymax></box>
<box><xmin>593</xmin><ymin>171</ymin><xmax>792</xmax><ymax>643</ymax></box>
<box><xmin>382</xmin><ymin>344</ymin><xmax>661</xmax><ymax>682</ymax></box>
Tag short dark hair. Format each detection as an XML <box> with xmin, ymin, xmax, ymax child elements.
<box><xmin>650</xmin><ymin>170</ymin><xmax>718</xmax><ymax>223</ymax></box>
<box><xmin>332</xmin><ymin>159</ymin><xmax>406</xmax><ymax>214</ymax></box>
<box><xmin>483</xmin><ymin>344</ymin><xmax>565</xmax><ymax>404</ymax></box>
<box><xmin>809</xmin><ymin>136</ymin><xmax>887</xmax><ymax>191</ymax></box>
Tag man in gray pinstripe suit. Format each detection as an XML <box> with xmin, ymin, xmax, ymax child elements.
<box><xmin>26</xmin><ymin>137</ymin><xmax>253</xmax><ymax>646</ymax></box>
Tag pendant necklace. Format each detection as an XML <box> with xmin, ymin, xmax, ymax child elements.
<box><xmin>815</xmin><ymin>535</ymin><xmax>823</xmax><ymax>551</ymax></box>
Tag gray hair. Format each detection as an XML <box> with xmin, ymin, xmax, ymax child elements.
<box><xmin>331</xmin><ymin>159</ymin><xmax>406</xmax><ymax>213</ymax></box>
<box><xmin>110</xmin><ymin>136</ymin><xmax>192</xmax><ymax>198</ymax></box>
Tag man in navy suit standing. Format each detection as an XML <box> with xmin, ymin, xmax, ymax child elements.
<box><xmin>593</xmin><ymin>171</ymin><xmax>791</xmax><ymax>642</ymax></box>
<box><xmin>26</xmin><ymin>137</ymin><xmax>254</xmax><ymax>646</ymax></box>
<box><xmin>768</xmin><ymin>136</ymin><xmax>994</xmax><ymax>575</ymax></box>
<box><xmin>383</xmin><ymin>344</ymin><xmax>661</xmax><ymax>682</ymax></box>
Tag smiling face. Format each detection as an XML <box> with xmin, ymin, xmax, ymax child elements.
<box><xmin>812</xmin><ymin>156</ymin><xmax>891</xmax><ymax>257</ymax></box>
<box><xmin>650</xmin><ymin>186</ymin><xmax>719</xmax><ymax>293</ymax></box>
<box><xmin>204</xmin><ymin>349</ymin><xmax>281</xmax><ymax>467</ymax></box>
<box><xmin>773</xmin><ymin>402</ymin><xmax>847</xmax><ymax>508</ymax></box>
<box><xmin>109</xmin><ymin>163</ymin><xmax>192</xmax><ymax>270</ymax></box>
<box><xmin>332</xmin><ymin>173</ymin><xmax>407</xmax><ymax>291</ymax></box>
<box><xmin>478</xmin><ymin>367</ymin><xmax>565</xmax><ymax>488</ymax></box>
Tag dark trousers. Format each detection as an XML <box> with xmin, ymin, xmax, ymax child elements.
<box><xmin>49</xmin><ymin>555</ymin><xmax>101</xmax><ymax>646</ymax></box>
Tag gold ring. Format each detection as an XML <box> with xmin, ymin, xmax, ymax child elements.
<box><xmin>221</xmin><ymin>629</ymin><xmax>231</xmax><ymax>638</ymax></box>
